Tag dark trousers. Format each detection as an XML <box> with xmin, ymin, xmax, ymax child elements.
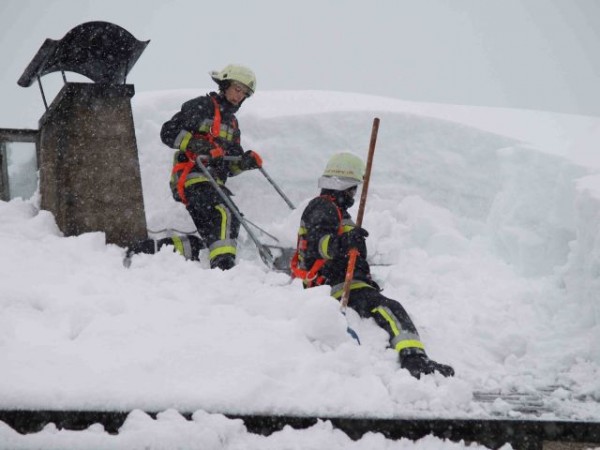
<box><xmin>125</xmin><ymin>234</ymin><xmax>204</xmax><ymax>262</ymax></box>
<box><xmin>185</xmin><ymin>183</ymin><xmax>240</xmax><ymax>264</ymax></box>
<box><xmin>347</xmin><ymin>287</ymin><xmax>424</xmax><ymax>355</ymax></box>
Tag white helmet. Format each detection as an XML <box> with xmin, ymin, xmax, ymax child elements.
<box><xmin>318</xmin><ymin>152</ymin><xmax>365</xmax><ymax>190</ymax></box>
<box><xmin>209</xmin><ymin>64</ymin><xmax>256</xmax><ymax>95</ymax></box>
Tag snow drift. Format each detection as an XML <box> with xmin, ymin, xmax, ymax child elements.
<box><xmin>1</xmin><ymin>91</ymin><xmax>600</xmax><ymax>437</ymax></box>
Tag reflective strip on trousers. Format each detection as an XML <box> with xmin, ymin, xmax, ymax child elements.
<box><xmin>208</xmin><ymin>204</ymin><xmax>236</xmax><ymax>261</ymax></box>
<box><xmin>371</xmin><ymin>306</ymin><xmax>425</xmax><ymax>352</ymax></box>
<box><xmin>330</xmin><ymin>280</ymin><xmax>373</xmax><ymax>299</ymax></box>
<box><xmin>172</xmin><ymin>235</ymin><xmax>194</xmax><ymax>260</ymax></box>
<box><xmin>184</xmin><ymin>172</ymin><xmax>225</xmax><ymax>187</ymax></box>
<box><xmin>209</xmin><ymin>239</ymin><xmax>237</xmax><ymax>261</ymax></box>
<box><xmin>215</xmin><ymin>204</ymin><xmax>232</xmax><ymax>240</ymax></box>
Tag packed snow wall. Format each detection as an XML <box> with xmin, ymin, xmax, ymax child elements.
<box><xmin>133</xmin><ymin>90</ymin><xmax>600</xmax><ymax>364</ymax></box>
<box><xmin>561</xmin><ymin>177</ymin><xmax>600</xmax><ymax>361</ymax></box>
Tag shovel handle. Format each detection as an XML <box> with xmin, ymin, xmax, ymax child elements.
<box><xmin>339</xmin><ymin>118</ymin><xmax>380</xmax><ymax>310</ymax></box>
<box><xmin>259</xmin><ymin>167</ymin><xmax>296</xmax><ymax>210</ymax></box>
<box><xmin>340</xmin><ymin>248</ymin><xmax>359</xmax><ymax>310</ymax></box>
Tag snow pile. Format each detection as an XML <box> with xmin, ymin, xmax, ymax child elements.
<box><xmin>1</xmin><ymin>90</ymin><xmax>600</xmax><ymax>448</ymax></box>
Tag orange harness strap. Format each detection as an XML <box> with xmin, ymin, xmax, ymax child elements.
<box><xmin>290</xmin><ymin>253</ymin><xmax>326</xmax><ymax>287</ymax></box>
<box><xmin>209</xmin><ymin>96</ymin><xmax>222</xmax><ymax>140</ymax></box>
<box><xmin>172</xmin><ymin>97</ymin><xmax>223</xmax><ymax>205</ymax></box>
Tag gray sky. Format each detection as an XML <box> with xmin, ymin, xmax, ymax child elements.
<box><xmin>1</xmin><ymin>0</ymin><xmax>599</xmax><ymax>129</ymax></box>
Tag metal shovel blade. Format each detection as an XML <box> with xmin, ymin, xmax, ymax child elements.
<box><xmin>265</xmin><ymin>245</ymin><xmax>295</xmax><ymax>274</ymax></box>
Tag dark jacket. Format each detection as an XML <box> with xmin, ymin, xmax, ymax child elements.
<box><xmin>161</xmin><ymin>92</ymin><xmax>245</xmax><ymax>185</ymax></box>
<box><xmin>298</xmin><ymin>190</ymin><xmax>373</xmax><ymax>288</ymax></box>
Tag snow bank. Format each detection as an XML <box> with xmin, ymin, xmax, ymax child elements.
<box><xmin>1</xmin><ymin>91</ymin><xmax>600</xmax><ymax>433</ymax></box>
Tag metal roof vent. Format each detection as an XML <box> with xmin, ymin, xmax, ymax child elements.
<box><xmin>18</xmin><ymin>21</ymin><xmax>149</xmax><ymax>108</ymax></box>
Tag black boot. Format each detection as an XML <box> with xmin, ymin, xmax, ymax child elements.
<box><xmin>123</xmin><ymin>239</ymin><xmax>157</xmax><ymax>267</ymax></box>
<box><xmin>400</xmin><ymin>353</ymin><xmax>455</xmax><ymax>379</ymax></box>
<box><xmin>123</xmin><ymin>235</ymin><xmax>204</xmax><ymax>267</ymax></box>
<box><xmin>211</xmin><ymin>254</ymin><xmax>235</xmax><ymax>270</ymax></box>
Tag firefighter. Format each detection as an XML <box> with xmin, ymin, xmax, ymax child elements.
<box><xmin>291</xmin><ymin>152</ymin><xmax>455</xmax><ymax>379</ymax></box>
<box><xmin>160</xmin><ymin>64</ymin><xmax>262</xmax><ymax>270</ymax></box>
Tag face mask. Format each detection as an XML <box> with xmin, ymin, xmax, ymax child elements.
<box><xmin>339</xmin><ymin>187</ymin><xmax>357</xmax><ymax>208</ymax></box>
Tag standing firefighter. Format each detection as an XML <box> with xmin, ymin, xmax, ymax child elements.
<box><xmin>291</xmin><ymin>152</ymin><xmax>455</xmax><ymax>379</ymax></box>
<box><xmin>160</xmin><ymin>64</ymin><xmax>263</xmax><ymax>270</ymax></box>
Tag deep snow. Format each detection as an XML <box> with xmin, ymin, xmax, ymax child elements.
<box><xmin>1</xmin><ymin>90</ymin><xmax>600</xmax><ymax>449</ymax></box>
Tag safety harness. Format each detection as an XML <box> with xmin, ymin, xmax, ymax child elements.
<box><xmin>171</xmin><ymin>96</ymin><xmax>230</xmax><ymax>205</ymax></box>
<box><xmin>290</xmin><ymin>195</ymin><xmax>344</xmax><ymax>287</ymax></box>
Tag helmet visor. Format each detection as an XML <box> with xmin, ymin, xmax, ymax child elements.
<box><xmin>318</xmin><ymin>175</ymin><xmax>361</xmax><ymax>190</ymax></box>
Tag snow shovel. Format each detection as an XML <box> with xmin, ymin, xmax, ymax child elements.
<box><xmin>335</xmin><ymin>118</ymin><xmax>380</xmax><ymax>345</ymax></box>
<box><xmin>255</xmin><ymin>165</ymin><xmax>296</xmax><ymax>269</ymax></box>
<box><xmin>219</xmin><ymin>156</ymin><xmax>296</xmax><ymax>210</ymax></box>
<box><xmin>195</xmin><ymin>159</ymin><xmax>277</xmax><ymax>269</ymax></box>
<box><xmin>340</xmin><ymin>118</ymin><xmax>380</xmax><ymax>311</ymax></box>
<box><xmin>258</xmin><ymin>167</ymin><xmax>296</xmax><ymax>210</ymax></box>
<box><xmin>264</xmin><ymin>244</ymin><xmax>295</xmax><ymax>274</ymax></box>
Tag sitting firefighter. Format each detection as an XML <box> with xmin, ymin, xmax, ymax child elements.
<box><xmin>160</xmin><ymin>64</ymin><xmax>263</xmax><ymax>270</ymax></box>
<box><xmin>291</xmin><ymin>152</ymin><xmax>455</xmax><ymax>379</ymax></box>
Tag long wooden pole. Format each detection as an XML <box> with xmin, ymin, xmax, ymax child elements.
<box><xmin>340</xmin><ymin>117</ymin><xmax>380</xmax><ymax>310</ymax></box>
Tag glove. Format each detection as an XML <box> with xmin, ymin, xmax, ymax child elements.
<box><xmin>193</xmin><ymin>147</ymin><xmax>224</xmax><ymax>168</ymax></box>
<box><xmin>400</xmin><ymin>353</ymin><xmax>455</xmax><ymax>379</ymax></box>
<box><xmin>345</xmin><ymin>227</ymin><xmax>368</xmax><ymax>248</ymax></box>
<box><xmin>330</xmin><ymin>227</ymin><xmax>368</xmax><ymax>259</ymax></box>
<box><xmin>240</xmin><ymin>150</ymin><xmax>263</xmax><ymax>170</ymax></box>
